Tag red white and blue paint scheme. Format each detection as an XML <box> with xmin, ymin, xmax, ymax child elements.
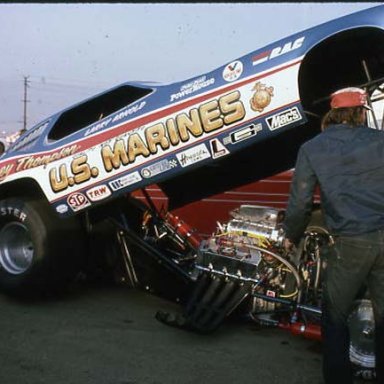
<box><xmin>1</xmin><ymin>4</ymin><xmax>384</xmax><ymax>217</ymax></box>
<box><xmin>1</xmin><ymin>7</ymin><xmax>384</xmax><ymax>375</ymax></box>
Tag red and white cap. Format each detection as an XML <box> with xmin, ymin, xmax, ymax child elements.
<box><xmin>330</xmin><ymin>87</ymin><xmax>370</xmax><ymax>109</ymax></box>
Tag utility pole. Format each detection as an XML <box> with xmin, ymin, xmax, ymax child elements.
<box><xmin>22</xmin><ymin>76</ymin><xmax>30</xmax><ymax>132</ymax></box>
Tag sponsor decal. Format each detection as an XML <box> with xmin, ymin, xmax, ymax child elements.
<box><xmin>6</xmin><ymin>131</ymin><xmax>23</xmax><ymax>145</ymax></box>
<box><xmin>141</xmin><ymin>168</ymin><xmax>151</xmax><ymax>178</ymax></box>
<box><xmin>222</xmin><ymin>60</ymin><xmax>243</xmax><ymax>82</ymax></box>
<box><xmin>49</xmin><ymin>154</ymin><xmax>100</xmax><ymax>193</ymax></box>
<box><xmin>67</xmin><ymin>192</ymin><xmax>91</xmax><ymax>212</ymax></box>
<box><xmin>252</xmin><ymin>36</ymin><xmax>305</xmax><ymax>66</ymax></box>
<box><xmin>86</xmin><ymin>184</ymin><xmax>111</xmax><ymax>202</ymax></box>
<box><xmin>111</xmin><ymin>101</ymin><xmax>146</xmax><ymax>124</ymax></box>
<box><xmin>250</xmin><ymin>82</ymin><xmax>274</xmax><ymax>112</ymax></box>
<box><xmin>170</xmin><ymin>76</ymin><xmax>215</xmax><ymax>102</ymax></box>
<box><xmin>0</xmin><ymin>207</ymin><xmax>27</xmax><ymax>222</ymax></box>
<box><xmin>56</xmin><ymin>204</ymin><xmax>68</xmax><ymax>214</ymax></box>
<box><xmin>84</xmin><ymin>117</ymin><xmax>112</xmax><ymax>137</ymax></box>
<box><xmin>251</xmin><ymin>51</ymin><xmax>270</xmax><ymax>67</ymax></box>
<box><xmin>100</xmin><ymin>90</ymin><xmax>245</xmax><ymax>172</ymax></box>
<box><xmin>141</xmin><ymin>159</ymin><xmax>177</xmax><ymax>178</ymax></box>
<box><xmin>223</xmin><ymin>123</ymin><xmax>262</xmax><ymax>145</ymax></box>
<box><xmin>266</xmin><ymin>106</ymin><xmax>302</xmax><ymax>131</ymax></box>
<box><xmin>109</xmin><ymin>172</ymin><xmax>142</xmax><ymax>191</ymax></box>
<box><xmin>18</xmin><ymin>145</ymin><xmax>79</xmax><ymax>172</ymax></box>
<box><xmin>11</xmin><ymin>121</ymin><xmax>49</xmax><ymax>151</ymax></box>
<box><xmin>176</xmin><ymin>143</ymin><xmax>211</xmax><ymax>167</ymax></box>
<box><xmin>0</xmin><ymin>145</ymin><xmax>81</xmax><ymax>184</ymax></box>
<box><xmin>209</xmin><ymin>139</ymin><xmax>229</xmax><ymax>159</ymax></box>
<box><xmin>84</xmin><ymin>102</ymin><xmax>147</xmax><ymax>137</ymax></box>
<box><xmin>0</xmin><ymin>163</ymin><xmax>14</xmax><ymax>182</ymax></box>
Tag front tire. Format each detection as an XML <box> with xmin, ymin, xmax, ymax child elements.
<box><xmin>0</xmin><ymin>197</ymin><xmax>85</xmax><ymax>295</ymax></box>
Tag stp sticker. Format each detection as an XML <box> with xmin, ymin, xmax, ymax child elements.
<box><xmin>67</xmin><ymin>192</ymin><xmax>91</xmax><ymax>212</ymax></box>
<box><xmin>222</xmin><ymin>60</ymin><xmax>243</xmax><ymax>82</ymax></box>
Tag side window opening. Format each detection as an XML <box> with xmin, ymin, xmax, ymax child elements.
<box><xmin>48</xmin><ymin>85</ymin><xmax>152</xmax><ymax>141</ymax></box>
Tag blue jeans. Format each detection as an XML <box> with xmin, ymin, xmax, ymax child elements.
<box><xmin>321</xmin><ymin>230</ymin><xmax>384</xmax><ymax>384</ymax></box>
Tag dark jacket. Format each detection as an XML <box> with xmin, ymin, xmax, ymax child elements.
<box><xmin>283</xmin><ymin>123</ymin><xmax>384</xmax><ymax>243</ymax></box>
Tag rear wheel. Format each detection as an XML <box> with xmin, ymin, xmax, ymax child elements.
<box><xmin>0</xmin><ymin>197</ymin><xmax>85</xmax><ymax>295</ymax></box>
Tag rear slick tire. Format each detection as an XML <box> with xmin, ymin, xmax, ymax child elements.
<box><xmin>0</xmin><ymin>197</ymin><xmax>85</xmax><ymax>296</ymax></box>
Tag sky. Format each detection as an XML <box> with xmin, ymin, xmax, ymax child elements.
<box><xmin>0</xmin><ymin>2</ymin><xmax>380</xmax><ymax>135</ymax></box>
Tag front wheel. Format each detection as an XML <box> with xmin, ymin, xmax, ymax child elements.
<box><xmin>0</xmin><ymin>197</ymin><xmax>85</xmax><ymax>295</ymax></box>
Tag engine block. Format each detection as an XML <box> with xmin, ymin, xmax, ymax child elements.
<box><xmin>197</xmin><ymin>205</ymin><xmax>286</xmax><ymax>281</ymax></box>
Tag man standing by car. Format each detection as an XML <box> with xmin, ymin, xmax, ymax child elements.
<box><xmin>283</xmin><ymin>87</ymin><xmax>384</xmax><ymax>384</ymax></box>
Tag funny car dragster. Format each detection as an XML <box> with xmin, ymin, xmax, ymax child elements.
<box><xmin>0</xmin><ymin>4</ymin><xmax>384</xmax><ymax>378</ymax></box>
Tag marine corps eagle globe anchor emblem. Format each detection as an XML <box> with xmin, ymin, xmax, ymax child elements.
<box><xmin>250</xmin><ymin>81</ymin><xmax>274</xmax><ymax>112</ymax></box>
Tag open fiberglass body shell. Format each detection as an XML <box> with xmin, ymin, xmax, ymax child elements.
<box><xmin>1</xmin><ymin>5</ymin><xmax>384</xmax><ymax>218</ymax></box>
<box><xmin>1</xmin><ymin>9</ymin><xmax>384</xmax><ymax>371</ymax></box>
